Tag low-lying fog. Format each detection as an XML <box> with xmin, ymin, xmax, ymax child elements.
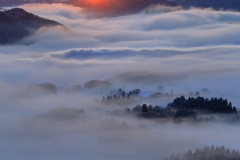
<box><xmin>1</xmin><ymin>3</ymin><xmax>240</xmax><ymax>160</ymax></box>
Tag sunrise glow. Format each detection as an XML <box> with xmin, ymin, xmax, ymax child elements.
<box><xmin>69</xmin><ymin>0</ymin><xmax>121</xmax><ymax>12</ymax></box>
<box><xmin>79</xmin><ymin>0</ymin><xmax>111</xmax><ymax>9</ymax></box>
<box><xmin>85</xmin><ymin>0</ymin><xmax>107</xmax><ymax>6</ymax></box>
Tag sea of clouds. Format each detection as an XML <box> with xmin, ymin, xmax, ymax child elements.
<box><xmin>1</xmin><ymin>3</ymin><xmax>240</xmax><ymax>160</ymax></box>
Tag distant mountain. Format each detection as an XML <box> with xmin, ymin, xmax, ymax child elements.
<box><xmin>0</xmin><ymin>8</ymin><xmax>62</xmax><ymax>45</ymax></box>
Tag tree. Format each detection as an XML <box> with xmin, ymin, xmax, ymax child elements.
<box><xmin>101</xmin><ymin>96</ymin><xmax>105</xmax><ymax>103</ymax></box>
<box><xmin>195</xmin><ymin>91</ymin><xmax>200</xmax><ymax>97</ymax></box>
<box><xmin>142</xmin><ymin>104</ymin><xmax>148</xmax><ymax>112</ymax></box>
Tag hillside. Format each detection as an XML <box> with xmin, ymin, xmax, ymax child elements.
<box><xmin>0</xmin><ymin>8</ymin><xmax>62</xmax><ymax>44</ymax></box>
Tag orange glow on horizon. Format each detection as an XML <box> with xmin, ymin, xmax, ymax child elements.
<box><xmin>85</xmin><ymin>0</ymin><xmax>108</xmax><ymax>6</ymax></box>
<box><xmin>74</xmin><ymin>0</ymin><xmax>115</xmax><ymax>10</ymax></box>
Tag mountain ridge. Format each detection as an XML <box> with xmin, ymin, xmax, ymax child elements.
<box><xmin>0</xmin><ymin>8</ymin><xmax>63</xmax><ymax>45</ymax></box>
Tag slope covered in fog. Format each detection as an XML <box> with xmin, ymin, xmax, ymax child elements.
<box><xmin>0</xmin><ymin>8</ymin><xmax>62</xmax><ymax>44</ymax></box>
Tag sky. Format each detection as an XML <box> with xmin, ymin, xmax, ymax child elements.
<box><xmin>0</xmin><ymin>2</ymin><xmax>240</xmax><ymax>160</ymax></box>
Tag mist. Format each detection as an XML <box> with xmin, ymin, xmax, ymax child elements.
<box><xmin>1</xmin><ymin>2</ymin><xmax>240</xmax><ymax>160</ymax></box>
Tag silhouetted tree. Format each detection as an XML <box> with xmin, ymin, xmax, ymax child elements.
<box><xmin>167</xmin><ymin>145</ymin><xmax>240</xmax><ymax>160</ymax></box>
<box><xmin>142</xmin><ymin>104</ymin><xmax>148</xmax><ymax>112</ymax></box>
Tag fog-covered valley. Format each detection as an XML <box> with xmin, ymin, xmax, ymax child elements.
<box><xmin>1</xmin><ymin>2</ymin><xmax>240</xmax><ymax>160</ymax></box>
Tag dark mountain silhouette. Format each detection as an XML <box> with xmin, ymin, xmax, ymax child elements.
<box><xmin>0</xmin><ymin>8</ymin><xmax>62</xmax><ymax>45</ymax></box>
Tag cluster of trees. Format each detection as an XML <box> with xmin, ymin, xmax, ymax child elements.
<box><xmin>121</xmin><ymin>104</ymin><xmax>175</xmax><ymax>119</ymax></box>
<box><xmin>166</xmin><ymin>145</ymin><xmax>240</xmax><ymax>160</ymax></box>
<box><xmin>118</xmin><ymin>96</ymin><xmax>239</xmax><ymax>123</ymax></box>
<box><xmin>99</xmin><ymin>88</ymin><xmax>142</xmax><ymax>105</ymax></box>
<box><xmin>189</xmin><ymin>90</ymin><xmax>200</xmax><ymax>97</ymax></box>
<box><xmin>150</xmin><ymin>88</ymin><xmax>211</xmax><ymax>99</ymax></box>
<box><xmin>149</xmin><ymin>90</ymin><xmax>202</xmax><ymax>99</ymax></box>
<box><xmin>101</xmin><ymin>95</ymin><xmax>140</xmax><ymax>104</ymax></box>
<box><xmin>148</xmin><ymin>90</ymin><xmax>175</xmax><ymax>98</ymax></box>
<box><xmin>98</xmin><ymin>86</ymin><xmax>211</xmax><ymax>105</ymax></box>
<box><xmin>133</xmin><ymin>104</ymin><xmax>170</xmax><ymax>114</ymax></box>
<box><xmin>168</xmin><ymin>96</ymin><xmax>237</xmax><ymax>114</ymax></box>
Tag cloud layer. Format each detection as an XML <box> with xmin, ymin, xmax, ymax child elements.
<box><xmin>1</xmin><ymin>3</ymin><xmax>240</xmax><ymax>160</ymax></box>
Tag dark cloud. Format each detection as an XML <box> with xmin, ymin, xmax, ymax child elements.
<box><xmin>65</xmin><ymin>0</ymin><xmax>178</xmax><ymax>17</ymax></box>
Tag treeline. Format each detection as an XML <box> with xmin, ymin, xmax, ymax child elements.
<box><xmin>101</xmin><ymin>94</ymin><xmax>141</xmax><ymax>104</ymax></box>
<box><xmin>166</xmin><ymin>145</ymin><xmax>240</xmax><ymax>160</ymax></box>
<box><xmin>167</xmin><ymin>96</ymin><xmax>237</xmax><ymax>114</ymax></box>
<box><xmin>117</xmin><ymin>96</ymin><xmax>239</xmax><ymax>122</ymax></box>
<box><xmin>98</xmin><ymin>88</ymin><xmax>142</xmax><ymax>105</ymax></box>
